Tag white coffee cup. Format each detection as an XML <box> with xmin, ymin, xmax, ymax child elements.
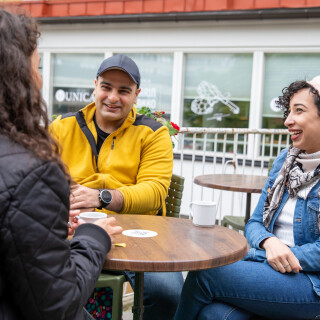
<box><xmin>189</xmin><ymin>201</ymin><xmax>217</xmax><ymax>227</ymax></box>
<box><xmin>79</xmin><ymin>211</ymin><xmax>107</xmax><ymax>223</ymax></box>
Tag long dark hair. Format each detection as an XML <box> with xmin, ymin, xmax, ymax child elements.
<box><xmin>276</xmin><ymin>80</ymin><xmax>320</xmax><ymax>122</ymax></box>
<box><xmin>0</xmin><ymin>8</ymin><xmax>70</xmax><ymax>182</ymax></box>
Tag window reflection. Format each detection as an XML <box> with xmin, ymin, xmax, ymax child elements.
<box><xmin>118</xmin><ymin>53</ymin><xmax>173</xmax><ymax>115</ymax></box>
<box><xmin>263</xmin><ymin>53</ymin><xmax>320</xmax><ymax>129</ymax></box>
<box><xmin>51</xmin><ymin>53</ymin><xmax>104</xmax><ymax>115</ymax></box>
<box><xmin>183</xmin><ymin>53</ymin><xmax>253</xmax><ymax>129</ymax></box>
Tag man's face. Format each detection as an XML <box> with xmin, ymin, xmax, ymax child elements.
<box><xmin>94</xmin><ymin>69</ymin><xmax>140</xmax><ymax>132</ymax></box>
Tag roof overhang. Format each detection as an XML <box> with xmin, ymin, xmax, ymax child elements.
<box><xmin>37</xmin><ymin>7</ymin><xmax>320</xmax><ymax>24</ymax></box>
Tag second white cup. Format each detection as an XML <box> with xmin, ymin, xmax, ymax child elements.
<box><xmin>189</xmin><ymin>201</ymin><xmax>217</xmax><ymax>227</ymax></box>
<box><xmin>79</xmin><ymin>211</ymin><xmax>107</xmax><ymax>223</ymax></box>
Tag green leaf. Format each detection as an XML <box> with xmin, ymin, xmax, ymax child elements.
<box><xmin>136</xmin><ymin>106</ymin><xmax>152</xmax><ymax>118</ymax></box>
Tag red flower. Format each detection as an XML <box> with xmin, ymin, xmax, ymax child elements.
<box><xmin>154</xmin><ymin>110</ymin><xmax>165</xmax><ymax>117</ymax></box>
<box><xmin>171</xmin><ymin>122</ymin><xmax>180</xmax><ymax>131</ymax></box>
<box><xmin>137</xmin><ymin>107</ymin><xmax>180</xmax><ymax>146</ymax></box>
<box><xmin>170</xmin><ymin>122</ymin><xmax>180</xmax><ymax>135</ymax></box>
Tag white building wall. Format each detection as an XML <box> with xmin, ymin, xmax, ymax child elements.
<box><xmin>39</xmin><ymin>19</ymin><xmax>320</xmax><ymax>51</ymax></box>
<box><xmin>37</xmin><ymin>17</ymin><xmax>316</xmax><ymax>222</ymax></box>
<box><xmin>38</xmin><ymin>17</ymin><xmax>320</xmax><ymax>122</ymax></box>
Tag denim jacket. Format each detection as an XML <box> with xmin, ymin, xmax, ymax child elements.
<box><xmin>245</xmin><ymin>147</ymin><xmax>320</xmax><ymax>297</ymax></box>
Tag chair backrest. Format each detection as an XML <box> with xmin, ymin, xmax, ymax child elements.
<box><xmin>165</xmin><ymin>174</ymin><xmax>185</xmax><ymax>218</ymax></box>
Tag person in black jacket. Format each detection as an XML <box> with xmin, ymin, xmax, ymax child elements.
<box><xmin>0</xmin><ymin>8</ymin><xmax>123</xmax><ymax>320</ymax></box>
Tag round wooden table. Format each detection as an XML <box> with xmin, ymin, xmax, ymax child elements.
<box><xmin>194</xmin><ymin>174</ymin><xmax>267</xmax><ymax>223</ymax></box>
<box><xmin>103</xmin><ymin>214</ymin><xmax>248</xmax><ymax>320</ymax></box>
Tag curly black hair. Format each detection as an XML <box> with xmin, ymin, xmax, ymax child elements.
<box><xmin>0</xmin><ymin>8</ymin><xmax>70</xmax><ymax>183</ymax></box>
<box><xmin>276</xmin><ymin>80</ymin><xmax>320</xmax><ymax>122</ymax></box>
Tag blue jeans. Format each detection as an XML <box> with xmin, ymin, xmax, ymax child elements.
<box><xmin>174</xmin><ymin>261</ymin><xmax>320</xmax><ymax>320</ymax></box>
<box><xmin>125</xmin><ymin>271</ymin><xmax>184</xmax><ymax>320</ymax></box>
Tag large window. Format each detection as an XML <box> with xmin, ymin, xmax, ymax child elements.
<box><xmin>183</xmin><ymin>53</ymin><xmax>253</xmax><ymax>128</ymax></box>
<box><xmin>51</xmin><ymin>53</ymin><xmax>104</xmax><ymax>115</ymax></box>
<box><xmin>119</xmin><ymin>53</ymin><xmax>173</xmax><ymax>114</ymax></box>
<box><xmin>263</xmin><ymin>53</ymin><xmax>320</xmax><ymax>129</ymax></box>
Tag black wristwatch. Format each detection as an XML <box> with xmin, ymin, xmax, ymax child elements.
<box><xmin>98</xmin><ymin>189</ymin><xmax>112</xmax><ymax>209</ymax></box>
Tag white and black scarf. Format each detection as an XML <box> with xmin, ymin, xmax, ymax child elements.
<box><xmin>263</xmin><ymin>146</ymin><xmax>320</xmax><ymax>229</ymax></box>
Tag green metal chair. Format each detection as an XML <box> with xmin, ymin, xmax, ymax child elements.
<box><xmin>222</xmin><ymin>215</ymin><xmax>246</xmax><ymax>231</ymax></box>
<box><xmin>222</xmin><ymin>158</ymin><xmax>274</xmax><ymax>232</ymax></box>
<box><xmin>93</xmin><ymin>173</ymin><xmax>185</xmax><ymax>319</ymax></box>
<box><xmin>94</xmin><ymin>272</ymin><xmax>126</xmax><ymax>320</ymax></box>
<box><xmin>165</xmin><ymin>174</ymin><xmax>185</xmax><ymax>218</ymax></box>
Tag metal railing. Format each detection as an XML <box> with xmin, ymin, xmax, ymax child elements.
<box><xmin>173</xmin><ymin>128</ymin><xmax>290</xmax><ymax>222</ymax></box>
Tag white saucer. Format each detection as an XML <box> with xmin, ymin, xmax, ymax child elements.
<box><xmin>122</xmin><ymin>229</ymin><xmax>158</xmax><ymax>238</ymax></box>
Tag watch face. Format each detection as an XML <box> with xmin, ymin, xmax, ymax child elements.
<box><xmin>101</xmin><ymin>190</ymin><xmax>112</xmax><ymax>204</ymax></box>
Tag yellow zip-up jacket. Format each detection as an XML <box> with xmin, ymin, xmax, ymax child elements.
<box><xmin>50</xmin><ymin>103</ymin><xmax>173</xmax><ymax>215</ymax></box>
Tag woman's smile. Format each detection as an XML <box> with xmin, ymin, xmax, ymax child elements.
<box><xmin>288</xmin><ymin>129</ymin><xmax>302</xmax><ymax>141</ymax></box>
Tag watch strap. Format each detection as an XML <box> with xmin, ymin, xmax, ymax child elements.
<box><xmin>97</xmin><ymin>189</ymin><xmax>103</xmax><ymax>210</ymax></box>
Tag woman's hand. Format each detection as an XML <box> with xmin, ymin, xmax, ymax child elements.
<box><xmin>94</xmin><ymin>217</ymin><xmax>123</xmax><ymax>242</ymax></box>
<box><xmin>68</xmin><ymin>208</ymin><xmax>84</xmax><ymax>236</ymax></box>
<box><xmin>262</xmin><ymin>237</ymin><xmax>302</xmax><ymax>273</ymax></box>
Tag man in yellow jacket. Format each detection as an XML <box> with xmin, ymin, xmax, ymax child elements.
<box><xmin>50</xmin><ymin>54</ymin><xmax>183</xmax><ymax>320</ymax></box>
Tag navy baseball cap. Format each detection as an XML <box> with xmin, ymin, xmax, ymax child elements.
<box><xmin>96</xmin><ymin>54</ymin><xmax>141</xmax><ymax>88</ymax></box>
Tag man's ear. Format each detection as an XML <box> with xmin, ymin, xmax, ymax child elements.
<box><xmin>134</xmin><ymin>88</ymin><xmax>141</xmax><ymax>104</ymax></box>
<box><xmin>93</xmin><ymin>78</ymin><xmax>98</xmax><ymax>95</ymax></box>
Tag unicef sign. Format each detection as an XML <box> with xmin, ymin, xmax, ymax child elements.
<box><xmin>53</xmin><ymin>87</ymin><xmax>94</xmax><ymax>112</ymax></box>
<box><xmin>55</xmin><ymin>89</ymin><xmax>66</xmax><ymax>102</ymax></box>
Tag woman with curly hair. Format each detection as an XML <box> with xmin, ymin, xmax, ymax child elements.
<box><xmin>174</xmin><ymin>76</ymin><xmax>320</xmax><ymax>320</ymax></box>
<box><xmin>0</xmin><ymin>8</ymin><xmax>122</xmax><ymax>320</ymax></box>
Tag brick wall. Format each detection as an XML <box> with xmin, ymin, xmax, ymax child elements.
<box><xmin>2</xmin><ymin>0</ymin><xmax>320</xmax><ymax>18</ymax></box>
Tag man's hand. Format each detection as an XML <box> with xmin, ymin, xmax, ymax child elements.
<box><xmin>70</xmin><ymin>184</ymin><xmax>124</xmax><ymax>213</ymax></box>
<box><xmin>262</xmin><ymin>237</ymin><xmax>302</xmax><ymax>274</ymax></box>
<box><xmin>70</xmin><ymin>184</ymin><xmax>100</xmax><ymax>210</ymax></box>
<box><xmin>94</xmin><ymin>217</ymin><xmax>123</xmax><ymax>242</ymax></box>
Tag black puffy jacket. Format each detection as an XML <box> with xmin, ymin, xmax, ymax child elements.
<box><xmin>0</xmin><ymin>136</ymin><xmax>111</xmax><ymax>319</ymax></box>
